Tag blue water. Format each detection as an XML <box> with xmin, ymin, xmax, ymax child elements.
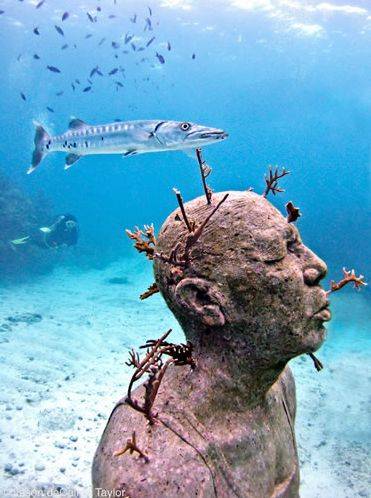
<box><xmin>0</xmin><ymin>0</ymin><xmax>370</xmax><ymax>496</ymax></box>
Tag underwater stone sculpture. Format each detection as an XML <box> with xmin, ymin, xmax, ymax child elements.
<box><xmin>92</xmin><ymin>190</ymin><xmax>332</xmax><ymax>498</ymax></box>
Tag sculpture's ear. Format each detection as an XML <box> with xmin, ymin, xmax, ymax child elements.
<box><xmin>174</xmin><ymin>277</ymin><xmax>226</xmax><ymax>327</ymax></box>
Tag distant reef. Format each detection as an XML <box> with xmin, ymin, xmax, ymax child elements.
<box><xmin>0</xmin><ymin>169</ymin><xmax>56</xmax><ymax>282</ymax></box>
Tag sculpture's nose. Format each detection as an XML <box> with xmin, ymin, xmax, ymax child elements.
<box><xmin>303</xmin><ymin>249</ymin><xmax>327</xmax><ymax>287</ymax></box>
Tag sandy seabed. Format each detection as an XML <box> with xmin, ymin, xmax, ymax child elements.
<box><xmin>0</xmin><ymin>259</ymin><xmax>369</xmax><ymax>498</ymax></box>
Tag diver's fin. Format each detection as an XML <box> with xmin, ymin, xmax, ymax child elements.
<box><xmin>27</xmin><ymin>122</ymin><xmax>51</xmax><ymax>174</ymax></box>
<box><xmin>123</xmin><ymin>149</ymin><xmax>138</xmax><ymax>157</ymax></box>
<box><xmin>65</xmin><ymin>153</ymin><xmax>81</xmax><ymax>169</ymax></box>
<box><xmin>10</xmin><ymin>236</ymin><xmax>31</xmax><ymax>245</ymax></box>
<box><xmin>39</xmin><ymin>227</ymin><xmax>52</xmax><ymax>234</ymax></box>
<box><xmin>68</xmin><ymin>118</ymin><xmax>88</xmax><ymax>130</ymax></box>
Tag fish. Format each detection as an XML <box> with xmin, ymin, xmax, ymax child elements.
<box><xmin>167</xmin><ymin>41</ymin><xmax>171</xmax><ymax>51</ymax></box>
<box><xmin>148</xmin><ymin>6</ymin><xmax>152</xmax><ymax>16</ymax></box>
<box><xmin>90</xmin><ymin>66</ymin><xmax>103</xmax><ymax>77</ymax></box>
<box><xmin>0</xmin><ymin>10</ymin><xmax>4</xmax><ymax>15</ymax></box>
<box><xmin>156</xmin><ymin>52</ymin><xmax>165</xmax><ymax>64</ymax></box>
<box><xmin>55</xmin><ymin>91</ymin><xmax>64</xmax><ymax>96</ymax></box>
<box><xmin>109</xmin><ymin>68</ymin><xmax>119</xmax><ymax>75</ymax></box>
<box><xmin>192</xmin><ymin>53</ymin><xmax>196</xmax><ymax>59</ymax></box>
<box><xmin>46</xmin><ymin>106</ymin><xmax>54</xmax><ymax>113</ymax></box>
<box><xmin>130</xmin><ymin>14</ymin><xmax>137</xmax><ymax>23</ymax></box>
<box><xmin>87</xmin><ymin>12</ymin><xmax>96</xmax><ymax>23</ymax></box>
<box><xmin>85</xmin><ymin>34</ymin><xmax>93</xmax><ymax>39</ymax></box>
<box><xmin>83</xmin><ymin>86</ymin><xmax>92</xmax><ymax>92</ymax></box>
<box><xmin>47</xmin><ymin>65</ymin><xmax>61</xmax><ymax>73</ymax></box>
<box><xmin>62</xmin><ymin>12</ymin><xmax>69</xmax><ymax>21</ymax></box>
<box><xmin>61</xmin><ymin>43</ymin><xmax>68</xmax><ymax>50</ymax></box>
<box><xmin>146</xmin><ymin>36</ymin><xmax>155</xmax><ymax>47</ymax></box>
<box><xmin>36</xmin><ymin>0</ymin><xmax>45</xmax><ymax>9</ymax></box>
<box><xmin>124</xmin><ymin>34</ymin><xmax>133</xmax><ymax>44</ymax></box>
<box><xmin>20</xmin><ymin>92</ymin><xmax>26</xmax><ymax>101</ymax></box>
<box><xmin>33</xmin><ymin>54</ymin><xmax>40</xmax><ymax>59</ymax></box>
<box><xmin>112</xmin><ymin>41</ymin><xmax>120</xmax><ymax>49</ymax></box>
<box><xmin>33</xmin><ymin>27</ymin><xmax>40</xmax><ymax>35</ymax></box>
<box><xmin>98</xmin><ymin>37</ymin><xmax>106</xmax><ymax>46</ymax></box>
<box><xmin>55</xmin><ymin>25</ymin><xmax>64</xmax><ymax>36</ymax></box>
<box><xmin>27</xmin><ymin>119</ymin><xmax>228</xmax><ymax>174</ymax></box>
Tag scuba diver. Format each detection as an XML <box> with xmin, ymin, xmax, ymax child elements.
<box><xmin>10</xmin><ymin>214</ymin><xmax>79</xmax><ymax>249</ymax></box>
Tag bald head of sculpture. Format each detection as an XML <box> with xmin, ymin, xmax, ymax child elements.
<box><xmin>154</xmin><ymin>191</ymin><xmax>330</xmax><ymax>369</ymax></box>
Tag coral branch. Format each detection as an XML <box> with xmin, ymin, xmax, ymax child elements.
<box><xmin>125</xmin><ymin>330</ymin><xmax>194</xmax><ymax>423</ymax></box>
<box><xmin>195</xmin><ymin>148</ymin><xmax>212</xmax><ymax>205</ymax></box>
<box><xmin>126</xmin><ymin>224</ymin><xmax>156</xmax><ymax>260</ymax></box>
<box><xmin>173</xmin><ymin>188</ymin><xmax>193</xmax><ymax>233</ymax></box>
<box><xmin>328</xmin><ymin>268</ymin><xmax>367</xmax><ymax>294</ymax></box>
<box><xmin>140</xmin><ymin>282</ymin><xmax>159</xmax><ymax>300</ymax></box>
<box><xmin>114</xmin><ymin>431</ymin><xmax>149</xmax><ymax>463</ymax></box>
<box><xmin>155</xmin><ymin>193</ymin><xmax>229</xmax><ymax>275</ymax></box>
<box><xmin>285</xmin><ymin>201</ymin><xmax>301</xmax><ymax>223</ymax></box>
<box><xmin>262</xmin><ymin>166</ymin><xmax>290</xmax><ymax>198</ymax></box>
<box><xmin>308</xmin><ymin>352</ymin><xmax>323</xmax><ymax>372</ymax></box>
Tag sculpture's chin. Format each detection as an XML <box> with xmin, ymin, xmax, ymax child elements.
<box><xmin>303</xmin><ymin>324</ymin><xmax>327</xmax><ymax>353</ymax></box>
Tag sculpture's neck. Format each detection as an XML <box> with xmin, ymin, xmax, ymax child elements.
<box><xmin>176</xmin><ymin>329</ymin><xmax>288</xmax><ymax>415</ymax></box>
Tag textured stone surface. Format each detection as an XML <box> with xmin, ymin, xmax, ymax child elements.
<box><xmin>93</xmin><ymin>191</ymin><xmax>330</xmax><ymax>498</ymax></box>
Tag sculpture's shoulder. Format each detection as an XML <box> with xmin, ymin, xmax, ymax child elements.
<box><xmin>92</xmin><ymin>399</ymin><xmax>215</xmax><ymax>498</ymax></box>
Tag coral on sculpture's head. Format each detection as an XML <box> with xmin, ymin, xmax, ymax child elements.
<box><xmin>155</xmin><ymin>191</ymin><xmax>330</xmax><ymax>368</ymax></box>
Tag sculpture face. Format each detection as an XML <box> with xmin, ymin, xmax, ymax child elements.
<box><xmin>155</xmin><ymin>191</ymin><xmax>330</xmax><ymax>364</ymax></box>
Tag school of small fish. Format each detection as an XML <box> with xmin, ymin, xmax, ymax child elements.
<box><xmin>0</xmin><ymin>1</ymin><xmax>197</xmax><ymax>111</ymax></box>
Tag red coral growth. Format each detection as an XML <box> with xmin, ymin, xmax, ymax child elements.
<box><xmin>328</xmin><ymin>268</ymin><xmax>367</xmax><ymax>294</ymax></box>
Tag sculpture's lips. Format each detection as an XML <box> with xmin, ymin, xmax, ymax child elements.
<box><xmin>312</xmin><ymin>302</ymin><xmax>331</xmax><ymax>322</ymax></box>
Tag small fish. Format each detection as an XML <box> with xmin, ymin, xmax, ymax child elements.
<box><xmin>137</xmin><ymin>47</ymin><xmax>145</xmax><ymax>52</ymax></box>
<box><xmin>33</xmin><ymin>54</ymin><xmax>40</xmax><ymax>60</ymax></box>
<box><xmin>33</xmin><ymin>27</ymin><xmax>40</xmax><ymax>35</ymax></box>
<box><xmin>167</xmin><ymin>41</ymin><xmax>171</xmax><ymax>51</ymax></box>
<box><xmin>148</xmin><ymin>6</ymin><xmax>152</xmax><ymax>16</ymax></box>
<box><xmin>90</xmin><ymin>66</ymin><xmax>103</xmax><ymax>77</ymax></box>
<box><xmin>146</xmin><ymin>36</ymin><xmax>155</xmax><ymax>47</ymax></box>
<box><xmin>0</xmin><ymin>10</ymin><xmax>4</xmax><ymax>15</ymax></box>
<box><xmin>98</xmin><ymin>37</ymin><xmax>106</xmax><ymax>46</ymax></box>
<box><xmin>109</xmin><ymin>68</ymin><xmax>118</xmax><ymax>75</ymax></box>
<box><xmin>112</xmin><ymin>41</ymin><xmax>120</xmax><ymax>49</ymax></box>
<box><xmin>75</xmin><ymin>79</ymin><xmax>81</xmax><ymax>84</ymax></box>
<box><xmin>130</xmin><ymin>14</ymin><xmax>137</xmax><ymax>23</ymax></box>
<box><xmin>97</xmin><ymin>6</ymin><xmax>102</xmax><ymax>12</ymax></box>
<box><xmin>46</xmin><ymin>106</ymin><xmax>54</xmax><ymax>113</ymax></box>
<box><xmin>115</xmin><ymin>81</ymin><xmax>123</xmax><ymax>87</ymax></box>
<box><xmin>20</xmin><ymin>92</ymin><xmax>26</xmax><ymax>101</ymax></box>
<box><xmin>108</xmin><ymin>14</ymin><xmax>116</xmax><ymax>19</ymax></box>
<box><xmin>87</xmin><ymin>78</ymin><xmax>93</xmax><ymax>85</ymax></box>
<box><xmin>36</xmin><ymin>0</ymin><xmax>45</xmax><ymax>9</ymax></box>
<box><xmin>55</xmin><ymin>91</ymin><xmax>64</xmax><ymax>96</ymax></box>
<box><xmin>192</xmin><ymin>53</ymin><xmax>196</xmax><ymax>59</ymax></box>
<box><xmin>144</xmin><ymin>17</ymin><xmax>152</xmax><ymax>31</ymax></box>
<box><xmin>83</xmin><ymin>86</ymin><xmax>92</xmax><ymax>92</ymax></box>
<box><xmin>131</xmin><ymin>43</ymin><xmax>136</xmax><ymax>51</ymax></box>
<box><xmin>156</xmin><ymin>52</ymin><xmax>165</xmax><ymax>64</ymax></box>
<box><xmin>55</xmin><ymin>25</ymin><xmax>64</xmax><ymax>36</ymax></box>
<box><xmin>47</xmin><ymin>65</ymin><xmax>61</xmax><ymax>73</ymax></box>
<box><xmin>61</xmin><ymin>43</ymin><xmax>68</xmax><ymax>50</ymax></box>
<box><xmin>85</xmin><ymin>34</ymin><xmax>93</xmax><ymax>39</ymax></box>
<box><xmin>71</xmin><ymin>83</ymin><xmax>75</xmax><ymax>91</ymax></box>
<box><xmin>17</xmin><ymin>54</ymin><xmax>22</xmax><ymax>61</ymax></box>
<box><xmin>27</xmin><ymin>119</ymin><xmax>228</xmax><ymax>174</ymax></box>
<box><xmin>87</xmin><ymin>12</ymin><xmax>96</xmax><ymax>23</ymax></box>
<box><xmin>124</xmin><ymin>34</ymin><xmax>133</xmax><ymax>44</ymax></box>
<box><xmin>62</xmin><ymin>12</ymin><xmax>69</xmax><ymax>21</ymax></box>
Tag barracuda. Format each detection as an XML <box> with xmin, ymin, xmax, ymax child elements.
<box><xmin>27</xmin><ymin>118</ymin><xmax>228</xmax><ymax>174</ymax></box>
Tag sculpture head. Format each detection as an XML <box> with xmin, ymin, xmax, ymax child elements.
<box><xmin>154</xmin><ymin>191</ymin><xmax>330</xmax><ymax>368</ymax></box>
